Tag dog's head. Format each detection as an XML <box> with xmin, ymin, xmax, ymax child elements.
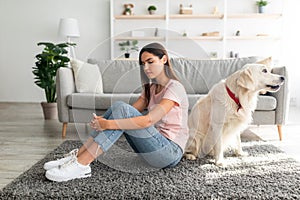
<box><xmin>237</xmin><ymin>63</ymin><xmax>285</xmax><ymax>93</ymax></box>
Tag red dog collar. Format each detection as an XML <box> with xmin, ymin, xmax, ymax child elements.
<box><xmin>226</xmin><ymin>85</ymin><xmax>242</xmax><ymax>112</ymax></box>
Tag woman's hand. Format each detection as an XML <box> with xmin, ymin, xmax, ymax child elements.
<box><xmin>90</xmin><ymin>113</ymin><xmax>106</xmax><ymax>131</ymax></box>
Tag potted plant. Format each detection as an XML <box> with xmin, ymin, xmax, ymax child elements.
<box><xmin>256</xmin><ymin>0</ymin><xmax>268</xmax><ymax>13</ymax></box>
<box><xmin>148</xmin><ymin>5</ymin><xmax>157</xmax><ymax>15</ymax></box>
<box><xmin>118</xmin><ymin>40</ymin><xmax>139</xmax><ymax>58</ymax></box>
<box><xmin>32</xmin><ymin>42</ymin><xmax>72</xmax><ymax>119</ymax></box>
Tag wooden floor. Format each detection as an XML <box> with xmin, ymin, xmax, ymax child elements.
<box><xmin>0</xmin><ymin>102</ymin><xmax>299</xmax><ymax>189</ymax></box>
<box><xmin>0</xmin><ymin>103</ymin><xmax>80</xmax><ymax>189</ymax></box>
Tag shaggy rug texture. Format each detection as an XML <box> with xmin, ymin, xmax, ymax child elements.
<box><xmin>1</xmin><ymin>139</ymin><xmax>300</xmax><ymax>199</ymax></box>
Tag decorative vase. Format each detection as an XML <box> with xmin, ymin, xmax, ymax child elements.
<box><xmin>124</xmin><ymin>53</ymin><xmax>130</xmax><ymax>58</ymax></box>
<box><xmin>258</xmin><ymin>6</ymin><xmax>265</xmax><ymax>13</ymax></box>
<box><xmin>41</xmin><ymin>102</ymin><xmax>58</xmax><ymax>120</ymax></box>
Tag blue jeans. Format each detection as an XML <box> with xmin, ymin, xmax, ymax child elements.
<box><xmin>90</xmin><ymin>101</ymin><xmax>183</xmax><ymax>168</ymax></box>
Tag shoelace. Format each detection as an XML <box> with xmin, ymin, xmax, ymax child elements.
<box><xmin>59</xmin><ymin>156</ymin><xmax>77</xmax><ymax>169</ymax></box>
<box><xmin>57</xmin><ymin>149</ymin><xmax>78</xmax><ymax>169</ymax></box>
<box><xmin>63</xmin><ymin>148</ymin><xmax>78</xmax><ymax>158</ymax></box>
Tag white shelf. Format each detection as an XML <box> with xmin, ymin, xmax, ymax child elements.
<box><xmin>169</xmin><ymin>36</ymin><xmax>223</xmax><ymax>41</ymax></box>
<box><xmin>114</xmin><ymin>15</ymin><xmax>165</xmax><ymax>20</ymax></box>
<box><xmin>115</xmin><ymin>13</ymin><xmax>282</xmax><ymax>20</ymax></box>
<box><xmin>169</xmin><ymin>14</ymin><xmax>223</xmax><ymax>19</ymax></box>
<box><xmin>227</xmin><ymin>13</ymin><xmax>282</xmax><ymax>19</ymax></box>
<box><xmin>169</xmin><ymin>36</ymin><xmax>279</xmax><ymax>41</ymax></box>
<box><xmin>114</xmin><ymin>37</ymin><xmax>165</xmax><ymax>41</ymax></box>
<box><xmin>226</xmin><ymin>36</ymin><xmax>281</xmax><ymax>40</ymax></box>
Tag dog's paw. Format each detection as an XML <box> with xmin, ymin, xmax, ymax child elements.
<box><xmin>184</xmin><ymin>153</ymin><xmax>197</xmax><ymax>160</ymax></box>
<box><xmin>235</xmin><ymin>150</ymin><xmax>249</xmax><ymax>157</ymax></box>
<box><xmin>215</xmin><ymin>159</ymin><xmax>226</xmax><ymax>167</ymax></box>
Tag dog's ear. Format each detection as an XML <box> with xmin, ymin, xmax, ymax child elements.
<box><xmin>237</xmin><ymin>69</ymin><xmax>255</xmax><ymax>90</ymax></box>
<box><xmin>257</xmin><ymin>57</ymin><xmax>272</xmax><ymax>72</ymax></box>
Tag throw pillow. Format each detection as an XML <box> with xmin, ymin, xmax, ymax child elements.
<box><xmin>70</xmin><ymin>59</ymin><xmax>103</xmax><ymax>93</ymax></box>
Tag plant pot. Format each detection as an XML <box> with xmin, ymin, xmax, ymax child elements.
<box><xmin>149</xmin><ymin>10</ymin><xmax>155</xmax><ymax>15</ymax></box>
<box><xmin>124</xmin><ymin>53</ymin><xmax>130</xmax><ymax>58</ymax></box>
<box><xmin>258</xmin><ymin>6</ymin><xmax>265</xmax><ymax>13</ymax></box>
<box><xmin>41</xmin><ymin>102</ymin><xmax>58</xmax><ymax>120</ymax></box>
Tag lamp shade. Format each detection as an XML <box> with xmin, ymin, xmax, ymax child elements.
<box><xmin>58</xmin><ymin>18</ymin><xmax>80</xmax><ymax>38</ymax></box>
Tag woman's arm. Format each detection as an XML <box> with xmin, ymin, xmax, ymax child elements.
<box><xmin>132</xmin><ymin>96</ymin><xmax>147</xmax><ymax>112</ymax></box>
<box><xmin>91</xmin><ymin>99</ymin><xmax>176</xmax><ymax>131</ymax></box>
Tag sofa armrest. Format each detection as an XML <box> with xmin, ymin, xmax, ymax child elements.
<box><xmin>270</xmin><ymin>66</ymin><xmax>290</xmax><ymax>125</ymax></box>
<box><xmin>56</xmin><ymin>67</ymin><xmax>75</xmax><ymax>123</ymax></box>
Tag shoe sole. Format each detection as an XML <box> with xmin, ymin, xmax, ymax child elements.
<box><xmin>45</xmin><ymin>171</ymin><xmax>91</xmax><ymax>182</ymax></box>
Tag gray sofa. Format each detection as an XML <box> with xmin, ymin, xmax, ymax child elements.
<box><xmin>56</xmin><ymin>57</ymin><xmax>289</xmax><ymax>140</ymax></box>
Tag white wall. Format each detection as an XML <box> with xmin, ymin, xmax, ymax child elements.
<box><xmin>281</xmin><ymin>0</ymin><xmax>300</xmax><ymax>107</ymax></box>
<box><xmin>0</xmin><ymin>0</ymin><xmax>110</xmax><ymax>102</ymax></box>
<box><xmin>0</xmin><ymin>0</ymin><xmax>299</xmax><ymax>105</ymax></box>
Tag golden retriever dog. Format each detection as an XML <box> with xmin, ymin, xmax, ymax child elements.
<box><xmin>184</xmin><ymin>63</ymin><xmax>285</xmax><ymax>166</ymax></box>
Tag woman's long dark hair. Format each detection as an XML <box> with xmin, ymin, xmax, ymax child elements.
<box><xmin>139</xmin><ymin>42</ymin><xmax>179</xmax><ymax>107</ymax></box>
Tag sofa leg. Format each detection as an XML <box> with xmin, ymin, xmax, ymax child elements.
<box><xmin>277</xmin><ymin>124</ymin><xmax>282</xmax><ymax>141</ymax></box>
<box><xmin>62</xmin><ymin>122</ymin><xmax>68</xmax><ymax>139</ymax></box>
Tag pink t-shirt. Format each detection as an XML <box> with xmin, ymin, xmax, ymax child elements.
<box><xmin>143</xmin><ymin>79</ymin><xmax>189</xmax><ymax>151</ymax></box>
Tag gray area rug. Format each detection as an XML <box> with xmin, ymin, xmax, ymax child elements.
<box><xmin>1</xmin><ymin>139</ymin><xmax>300</xmax><ymax>199</ymax></box>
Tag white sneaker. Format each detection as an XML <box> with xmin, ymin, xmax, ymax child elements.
<box><xmin>43</xmin><ymin>148</ymin><xmax>78</xmax><ymax>170</ymax></box>
<box><xmin>45</xmin><ymin>157</ymin><xmax>91</xmax><ymax>182</ymax></box>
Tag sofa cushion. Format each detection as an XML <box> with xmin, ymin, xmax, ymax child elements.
<box><xmin>96</xmin><ymin>60</ymin><xmax>142</xmax><ymax>94</ymax></box>
<box><xmin>170</xmin><ymin>57</ymin><xmax>258</xmax><ymax>94</ymax></box>
<box><xmin>67</xmin><ymin>93</ymin><xmax>140</xmax><ymax>110</ymax></box>
<box><xmin>71</xmin><ymin>59</ymin><xmax>103</xmax><ymax>93</ymax></box>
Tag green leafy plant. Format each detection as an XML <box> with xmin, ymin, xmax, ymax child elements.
<box><xmin>118</xmin><ymin>40</ymin><xmax>139</xmax><ymax>53</ymax></box>
<box><xmin>125</xmin><ymin>8</ymin><xmax>131</xmax><ymax>13</ymax></box>
<box><xmin>148</xmin><ymin>5</ymin><xmax>157</xmax><ymax>11</ymax></box>
<box><xmin>32</xmin><ymin>42</ymin><xmax>73</xmax><ymax>102</ymax></box>
<box><xmin>256</xmin><ymin>0</ymin><xmax>268</xmax><ymax>6</ymax></box>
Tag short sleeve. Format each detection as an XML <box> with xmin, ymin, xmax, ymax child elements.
<box><xmin>163</xmin><ymin>81</ymin><xmax>185</xmax><ymax>106</ymax></box>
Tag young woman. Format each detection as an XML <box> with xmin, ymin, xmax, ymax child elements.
<box><xmin>44</xmin><ymin>42</ymin><xmax>189</xmax><ymax>182</ymax></box>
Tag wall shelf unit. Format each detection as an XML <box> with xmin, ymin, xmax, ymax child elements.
<box><xmin>114</xmin><ymin>15</ymin><xmax>166</xmax><ymax>20</ymax></box>
<box><xmin>169</xmin><ymin>14</ymin><xmax>223</xmax><ymax>19</ymax></box>
<box><xmin>110</xmin><ymin>0</ymin><xmax>284</xmax><ymax>60</ymax></box>
<box><xmin>227</xmin><ymin>13</ymin><xmax>282</xmax><ymax>19</ymax></box>
<box><xmin>114</xmin><ymin>36</ymin><xmax>165</xmax><ymax>41</ymax></box>
<box><xmin>169</xmin><ymin>36</ymin><xmax>223</xmax><ymax>41</ymax></box>
<box><xmin>226</xmin><ymin>36</ymin><xmax>281</xmax><ymax>40</ymax></box>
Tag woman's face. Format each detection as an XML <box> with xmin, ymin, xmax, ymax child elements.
<box><xmin>141</xmin><ymin>51</ymin><xmax>167</xmax><ymax>80</ymax></box>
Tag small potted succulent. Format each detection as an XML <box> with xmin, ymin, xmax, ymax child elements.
<box><xmin>147</xmin><ymin>5</ymin><xmax>157</xmax><ymax>15</ymax></box>
<box><xmin>118</xmin><ymin>40</ymin><xmax>139</xmax><ymax>58</ymax></box>
<box><xmin>256</xmin><ymin>0</ymin><xmax>268</xmax><ymax>13</ymax></box>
